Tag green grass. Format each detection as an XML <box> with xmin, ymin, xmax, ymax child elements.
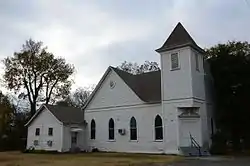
<box><xmin>0</xmin><ymin>151</ymin><xmax>181</xmax><ymax>166</ymax></box>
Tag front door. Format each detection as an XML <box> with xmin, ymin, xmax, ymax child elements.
<box><xmin>71</xmin><ymin>132</ymin><xmax>78</xmax><ymax>148</ymax></box>
<box><xmin>179</xmin><ymin>118</ymin><xmax>201</xmax><ymax>147</ymax></box>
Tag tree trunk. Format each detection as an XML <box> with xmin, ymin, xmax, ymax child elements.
<box><xmin>45</xmin><ymin>98</ymin><xmax>49</xmax><ymax>105</ymax></box>
<box><xmin>30</xmin><ymin>102</ymin><xmax>36</xmax><ymax>116</ymax></box>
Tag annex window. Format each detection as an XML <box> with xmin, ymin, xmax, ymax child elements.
<box><xmin>33</xmin><ymin>140</ymin><xmax>39</xmax><ymax>146</ymax></box>
<box><xmin>35</xmin><ymin>128</ymin><xmax>40</xmax><ymax>136</ymax></box>
<box><xmin>195</xmin><ymin>53</ymin><xmax>199</xmax><ymax>71</ymax></box>
<box><xmin>155</xmin><ymin>115</ymin><xmax>163</xmax><ymax>140</ymax></box>
<box><xmin>171</xmin><ymin>53</ymin><xmax>179</xmax><ymax>70</ymax></box>
<box><xmin>48</xmin><ymin>128</ymin><xmax>53</xmax><ymax>136</ymax></box>
<box><xmin>109</xmin><ymin>118</ymin><xmax>115</xmax><ymax>140</ymax></box>
<box><xmin>130</xmin><ymin>117</ymin><xmax>137</xmax><ymax>140</ymax></box>
<box><xmin>90</xmin><ymin>119</ymin><xmax>96</xmax><ymax>140</ymax></box>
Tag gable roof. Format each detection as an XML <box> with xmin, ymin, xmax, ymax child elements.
<box><xmin>25</xmin><ymin>104</ymin><xmax>85</xmax><ymax>126</ymax></box>
<box><xmin>83</xmin><ymin>66</ymin><xmax>161</xmax><ymax>110</ymax></box>
<box><xmin>45</xmin><ymin>105</ymin><xmax>85</xmax><ymax>124</ymax></box>
<box><xmin>156</xmin><ymin>22</ymin><xmax>204</xmax><ymax>53</ymax></box>
<box><xmin>111</xmin><ymin>67</ymin><xmax>161</xmax><ymax>102</ymax></box>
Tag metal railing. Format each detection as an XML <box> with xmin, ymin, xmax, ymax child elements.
<box><xmin>189</xmin><ymin>133</ymin><xmax>201</xmax><ymax>156</ymax></box>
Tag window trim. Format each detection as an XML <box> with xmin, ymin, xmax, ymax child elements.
<box><xmin>154</xmin><ymin>115</ymin><xmax>163</xmax><ymax>141</ymax></box>
<box><xmin>130</xmin><ymin>117</ymin><xmax>138</xmax><ymax>141</ymax></box>
<box><xmin>35</xmin><ymin>128</ymin><xmax>40</xmax><ymax>136</ymax></box>
<box><xmin>90</xmin><ymin>119</ymin><xmax>96</xmax><ymax>140</ymax></box>
<box><xmin>170</xmin><ymin>52</ymin><xmax>180</xmax><ymax>70</ymax></box>
<box><xmin>48</xmin><ymin>127</ymin><xmax>53</xmax><ymax>136</ymax></box>
<box><xmin>108</xmin><ymin>118</ymin><xmax>115</xmax><ymax>141</ymax></box>
<box><xmin>34</xmin><ymin>140</ymin><xmax>39</xmax><ymax>146</ymax></box>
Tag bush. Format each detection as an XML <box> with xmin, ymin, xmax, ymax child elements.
<box><xmin>22</xmin><ymin>149</ymin><xmax>58</xmax><ymax>154</ymax></box>
<box><xmin>210</xmin><ymin>132</ymin><xmax>228</xmax><ymax>155</ymax></box>
<box><xmin>92</xmin><ymin>148</ymin><xmax>99</xmax><ymax>152</ymax></box>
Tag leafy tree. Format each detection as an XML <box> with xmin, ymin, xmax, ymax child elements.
<box><xmin>56</xmin><ymin>86</ymin><xmax>94</xmax><ymax>109</ymax></box>
<box><xmin>70</xmin><ymin>87</ymin><xmax>93</xmax><ymax>109</ymax></box>
<box><xmin>206</xmin><ymin>41</ymin><xmax>250</xmax><ymax>150</ymax></box>
<box><xmin>0</xmin><ymin>92</ymin><xmax>29</xmax><ymax>151</ymax></box>
<box><xmin>0</xmin><ymin>91</ymin><xmax>13</xmax><ymax>137</ymax></box>
<box><xmin>118</xmin><ymin>61</ymin><xmax>160</xmax><ymax>74</ymax></box>
<box><xmin>3</xmin><ymin>39</ymin><xmax>75</xmax><ymax>115</ymax></box>
<box><xmin>0</xmin><ymin>91</ymin><xmax>17</xmax><ymax>150</ymax></box>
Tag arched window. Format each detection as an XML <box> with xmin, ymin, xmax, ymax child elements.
<box><xmin>130</xmin><ymin>117</ymin><xmax>137</xmax><ymax>140</ymax></box>
<box><xmin>155</xmin><ymin>115</ymin><xmax>163</xmax><ymax>140</ymax></box>
<box><xmin>90</xmin><ymin>119</ymin><xmax>96</xmax><ymax>140</ymax></box>
<box><xmin>109</xmin><ymin>118</ymin><xmax>115</xmax><ymax>140</ymax></box>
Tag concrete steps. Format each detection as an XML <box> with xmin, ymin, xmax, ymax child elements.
<box><xmin>180</xmin><ymin>147</ymin><xmax>210</xmax><ymax>156</ymax></box>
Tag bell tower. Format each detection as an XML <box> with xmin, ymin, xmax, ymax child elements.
<box><xmin>156</xmin><ymin>23</ymin><xmax>210</xmax><ymax>154</ymax></box>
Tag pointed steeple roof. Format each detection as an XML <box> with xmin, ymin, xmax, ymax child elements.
<box><xmin>156</xmin><ymin>22</ymin><xmax>204</xmax><ymax>53</ymax></box>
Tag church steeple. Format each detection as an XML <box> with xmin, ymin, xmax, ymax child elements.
<box><xmin>156</xmin><ymin>22</ymin><xmax>204</xmax><ymax>53</ymax></box>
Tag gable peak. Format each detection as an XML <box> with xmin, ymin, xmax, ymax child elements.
<box><xmin>156</xmin><ymin>22</ymin><xmax>204</xmax><ymax>53</ymax></box>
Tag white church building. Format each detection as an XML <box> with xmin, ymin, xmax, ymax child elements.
<box><xmin>25</xmin><ymin>23</ymin><xmax>214</xmax><ymax>155</ymax></box>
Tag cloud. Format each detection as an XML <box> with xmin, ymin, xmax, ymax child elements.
<box><xmin>161</xmin><ymin>0</ymin><xmax>250</xmax><ymax>47</ymax></box>
<box><xmin>0</xmin><ymin>0</ymin><xmax>250</xmax><ymax>90</ymax></box>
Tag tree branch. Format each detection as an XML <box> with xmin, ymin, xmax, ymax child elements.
<box><xmin>27</xmin><ymin>72</ymin><xmax>35</xmax><ymax>99</ymax></box>
<box><xmin>23</xmin><ymin>78</ymin><xmax>33</xmax><ymax>105</ymax></box>
<box><xmin>45</xmin><ymin>78</ymin><xmax>59</xmax><ymax>104</ymax></box>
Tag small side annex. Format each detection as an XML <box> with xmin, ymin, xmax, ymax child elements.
<box><xmin>25</xmin><ymin>104</ymin><xmax>87</xmax><ymax>152</ymax></box>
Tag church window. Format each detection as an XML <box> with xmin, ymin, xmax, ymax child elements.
<box><xmin>109</xmin><ymin>118</ymin><xmax>115</xmax><ymax>140</ymax></box>
<box><xmin>110</xmin><ymin>80</ymin><xmax>116</xmax><ymax>89</ymax></box>
<box><xmin>90</xmin><ymin>119</ymin><xmax>96</xmax><ymax>139</ymax></box>
<box><xmin>171</xmin><ymin>53</ymin><xmax>179</xmax><ymax>70</ymax></box>
<box><xmin>130</xmin><ymin>117</ymin><xmax>137</xmax><ymax>140</ymax></box>
<box><xmin>155</xmin><ymin>115</ymin><xmax>163</xmax><ymax>140</ymax></box>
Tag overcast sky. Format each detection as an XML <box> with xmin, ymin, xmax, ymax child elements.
<box><xmin>1</xmin><ymin>0</ymin><xmax>250</xmax><ymax>90</ymax></box>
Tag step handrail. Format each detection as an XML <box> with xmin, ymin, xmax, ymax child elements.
<box><xmin>189</xmin><ymin>133</ymin><xmax>201</xmax><ymax>156</ymax></box>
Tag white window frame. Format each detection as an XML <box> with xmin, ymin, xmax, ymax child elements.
<box><xmin>129</xmin><ymin>117</ymin><xmax>138</xmax><ymax>141</ymax></box>
<box><xmin>154</xmin><ymin>115</ymin><xmax>163</xmax><ymax>141</ymax></box>
<box><xmin>170</xmin><ymin>52</ymin><xmax>180</xmax><ymax>70</ymax></box>
<box><xmin>108</xmin><ymin>118</ymin><xmax>115</xmax><ymax>141</ymax></box>
<box><xmin>90</xmin><ymin>119</ymin><xmax>96</xmax><ymax>140</ymax></box>
<box><xmin>48</xmin><ymin>127</ymin><xmax>53</xmax><ymax>136</ymax></box>
<box><xmin>35</xmin><ymin>128</ymin><xmax>40</xmax><ymax>136</ymax></box>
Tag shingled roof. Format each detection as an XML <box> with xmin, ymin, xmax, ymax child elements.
<box><xmin>83</xmin><ymin>66</ymin><xmax>162</xmax><ymax>110</ymax></box>
<box><xmin>25</xmin><ymin>104</ymin><xmax>85</xmax><ymax>126</ymax></box>
<box><xmin>156</xmin><ymin>22</ymin><xmax>204</xmax><ymax>53</ymax></box>
<box><xmin>45</xmin><ymin>105</ymin><xmax>84</xmax><ymax>124</ymax></box>
<box><xmin>111</xmin><ymin>67</ymin><xmax>161</xmax><ymax>102</ymax></box>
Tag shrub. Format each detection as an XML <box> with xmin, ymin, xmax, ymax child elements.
<box><xmin>210</xmin><ymin>132</ymin><xmax>228</xmax><ymax>155</ymax></box>
<box><xmin>92</xmin><ymin>148</ymin><xmax>99</xmax><ymax>152</ymax></box>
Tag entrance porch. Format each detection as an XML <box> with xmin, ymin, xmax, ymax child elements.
<box><xmin>62</xmin><ymin>125</ymin><xmax>87</xmax><ymax>152</ymax></box>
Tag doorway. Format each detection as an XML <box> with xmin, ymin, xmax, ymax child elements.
<box><xmin>71</xmin><ymin>132</ymin><xmax>78</xmax><ymax>148</ymax></box>
<box><xmin>179</xmin><ymin>118</ymin><xmax>201</xmax><ymax>147</ymax></box>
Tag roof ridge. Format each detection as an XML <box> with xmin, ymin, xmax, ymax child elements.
<box><xmin>136</xmin><ymin>70</ymin><xmax>161</xmax><ymax>76</ymax></box>
<box><xmin>111</xmin><ymin>66</ymin><xmax>136</xmax><ymax>76</ymax></box>
<box><xmin>46</xmin><ymin>104</ymin><xmax>82</xmax><ymax>110</ymax></box>
<box><xmin>111</xmin><ymin>66</ymin><xmax>160</xmax><ymax>76</ymax></box>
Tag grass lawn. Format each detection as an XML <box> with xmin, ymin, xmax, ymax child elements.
<box><xmin>0</xmin><ymin>151</ymin><xmax>180</xmax><ymax>166</ymax></box>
